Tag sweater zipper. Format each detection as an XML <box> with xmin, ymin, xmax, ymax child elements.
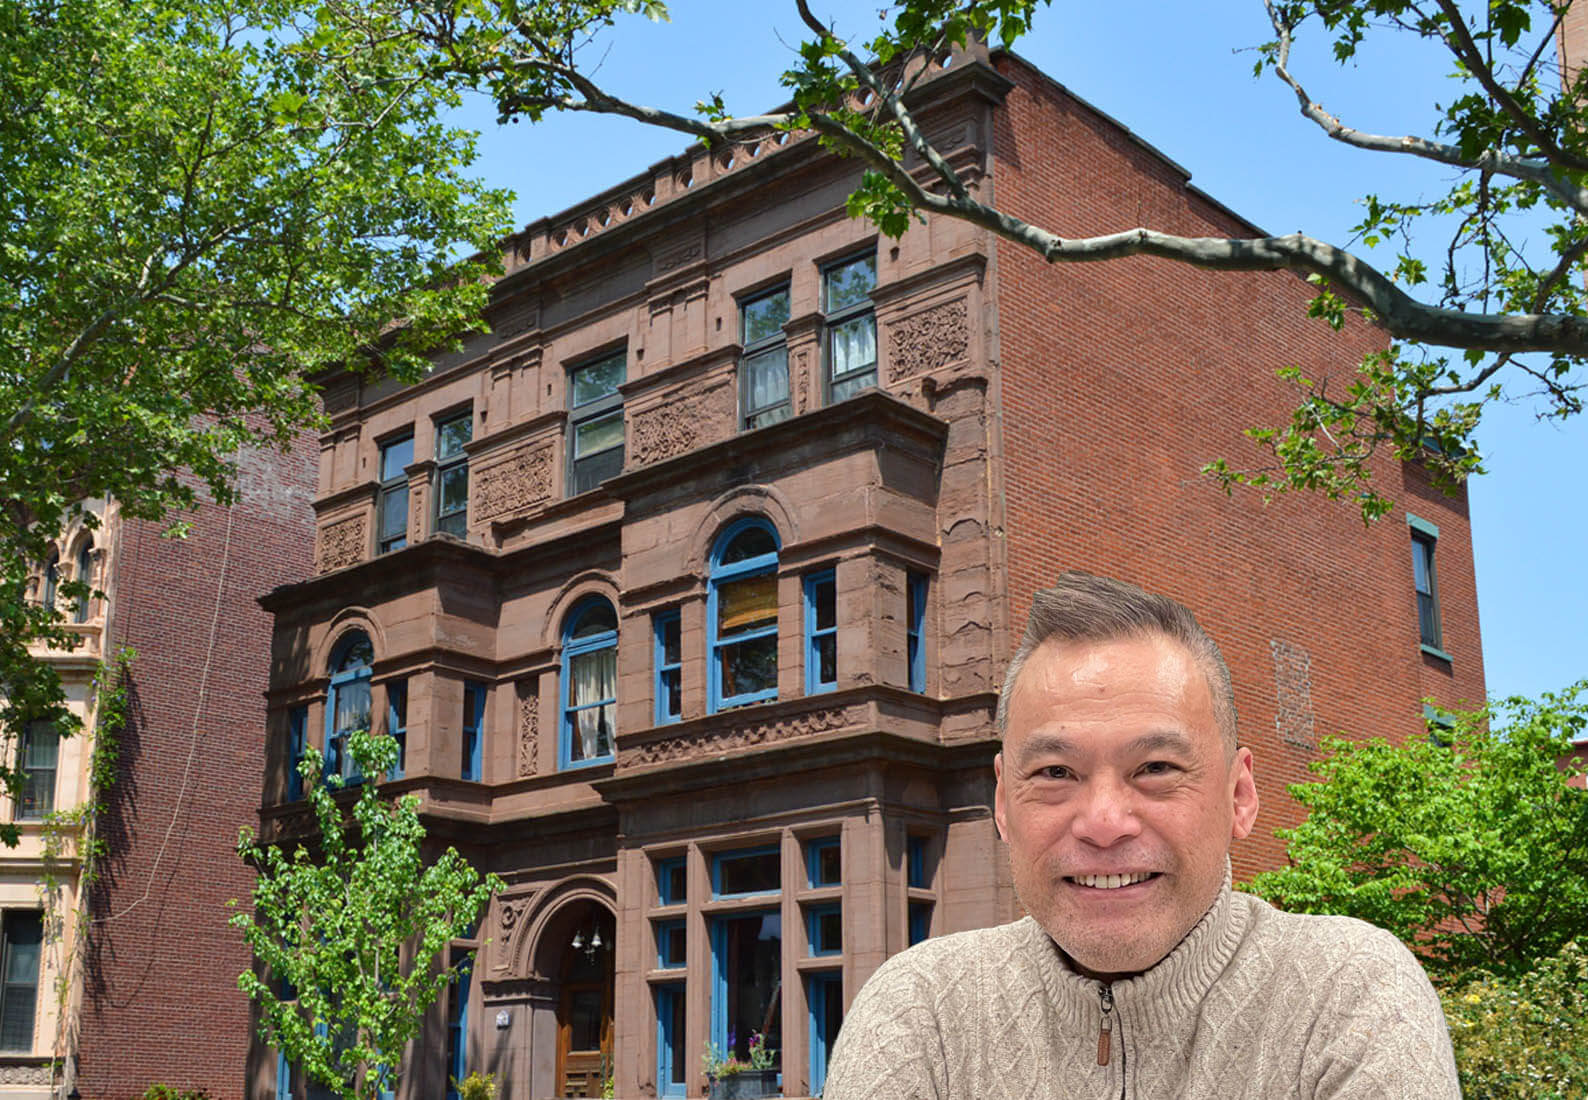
<box><xmin>1097</xmin><ymin>984</ymin><xmax>1113</xmax><ymax>1066</ymax></box>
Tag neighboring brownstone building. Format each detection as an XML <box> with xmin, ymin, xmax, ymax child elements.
<box><xmin>255</xmin><ymin>43</ymin><xmax>1485</xmax><ymax>1100</ymax></box>
<box><xmin>12</xmin><ymin>433</ymin><xmax>316</xmax><ymax>1100</ymax></box>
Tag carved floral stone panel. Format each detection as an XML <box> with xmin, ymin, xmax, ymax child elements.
<box><xmin>621</xmin><ymin>705</ymin><xmax>861</xmax><ymax>768</ymax></box>
<box><xmin>630</xmin><ymin>385</ymin><xmax>735</xmax><ymax>467</ymax></box>
<box><xmin>516</xmin><ymin>681</ymin><xmax>539</xmax><ymax>778</ymax></box>
<box><xmin>315</xmin><ymin>516</ymin><xmax>366</xmax><ymax>574</ymax></box>
<box><xmin>475</xmin><ymin>444</ymin><xmax>554</xmax><ymax>522</ymax></box>
<box><xmin>888</xmin><ymin>298</ymin><xmax>969</xmax><ymax>383</ymax></box>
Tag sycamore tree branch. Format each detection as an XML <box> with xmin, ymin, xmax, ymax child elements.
<box><xmin>1264</xmin><ymin>1</ymin><xmax>1588</xmax><ymax>215</ymax></box>
<box><xmin>791</xmin><ymin>0</ymin><xmax>970</xmax><ymax>200</ymax></box>
<box><xmin>1432</xmin><ymin>0</ymin><xmax>1588</xmax><ymax>174</ymax></box>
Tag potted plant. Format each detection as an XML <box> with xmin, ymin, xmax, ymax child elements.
<box><xmin>703</xmin><ymin>1031</ymin><xmax>780</xmax><ymax>1099</ymax></box>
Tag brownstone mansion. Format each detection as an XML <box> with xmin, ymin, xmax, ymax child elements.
<box><xmin>250</xmin><ymin>43</ymin><xmax>1483</xmax><ymax>1100</ymax></box>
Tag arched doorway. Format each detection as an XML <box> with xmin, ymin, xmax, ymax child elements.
<box><xmin>555</xmin><ymin>901</ymin><xmax>615</xmax><ymax>1097</ymax></box>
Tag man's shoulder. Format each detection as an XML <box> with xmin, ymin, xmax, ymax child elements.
<box><xmin>857</xmin><ymin>917</ymin><xmax>1048</xmax><ymax>999</ymax></box>
<box><xmin>1231</xmin><ymin>889</ymin><xmax>1436</xmax><ymax>990</ymax></box>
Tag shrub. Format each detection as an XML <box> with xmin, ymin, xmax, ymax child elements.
<box><xmin>1441</xmin><ymin>940</ymin><xmax>1588</xmax><ymax>1099</ymax></box>
<box><xmin>142</xmin><ymin>1086</ymin><xmax>212</xmax><ymax>1100</ymax></box>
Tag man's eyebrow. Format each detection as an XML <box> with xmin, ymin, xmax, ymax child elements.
<box><xmin>1123</xmin><ymin>730</ymin><xmax>1198</xmax><ymax>756</ymax></box>
<box><xmin>1012</xmin><ymin>732</ymin><xmax>1079</xmax><ymax>765</ymax></box>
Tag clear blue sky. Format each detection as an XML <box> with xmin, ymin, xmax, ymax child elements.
<box><xmin>451</xmin><ymin>1</ymin><xmax>1585</xmax><ymax>706</ymax></box>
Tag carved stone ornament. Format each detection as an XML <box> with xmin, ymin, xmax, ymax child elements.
<box><xmin>888</xmin><ymin>298</ymin><xmax>969</xmax><ymax>383</ymax></box>
<box><xmin>475</xmin><ymin>444</ymin><xmax>554</xmax><ymax>522</ymax></box>
<box><xmin>623</xmin><ymin>706</ymin><xmax>858</xmax><ymax>768</ymax></box>
<box><xmin>656</xmin><ymin>242</ymin><xmax>702</xmax><ymax>274</ymax></box>
<box><xmin>516</xmin><ymin>681</ymin><xmax>539</xmax><ymax>778</ymax></box>
<box><xmin>315</xmin><ymin>516</ymin><xmax>367</xmax><ymax>573</ymax></box>
<box><xmin>0</xmin><ymin>1063</ymin><xmax>52</xmax><ymax>1085</ymax></box>
<box><xmin>630</xmin><ymin>386</ymin><xmax>734</xmax><ymax>466</ymax></box>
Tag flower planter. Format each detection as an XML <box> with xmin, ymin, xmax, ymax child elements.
<box><xmin>707</xmin><ymin>1068</ymin><xmax>780</xmax><ymax>1099</ymax></box>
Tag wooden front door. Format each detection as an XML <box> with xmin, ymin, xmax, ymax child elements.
<box><xmin>556</xmin><ymin>912</ymin><xmax>614</xmax><ymax>1097</ymax></box>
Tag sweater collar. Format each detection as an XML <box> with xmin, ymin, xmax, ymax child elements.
<box><xmin>1029</xmin><ymin>861</ymin><xmax>1249</xmax><ymax>1032</ymax></box>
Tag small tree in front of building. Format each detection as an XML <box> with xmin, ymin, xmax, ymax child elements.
<box><xmin>1249</xmin><ymin>684</ymin><xmax>1588</xmax><ymax>984</ymax></box>
<box><xmin>231</xmin><ymin>729</ymin><xmax>501</xmax><ymax>1100</ymax></box>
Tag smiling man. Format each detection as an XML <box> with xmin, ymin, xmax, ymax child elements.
<box><xmin>824</xmin><ymin>572</ymin><xmax>1459</xmax><ymax>1099</ymax></box>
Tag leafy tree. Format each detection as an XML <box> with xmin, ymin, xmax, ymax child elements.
<box><xmin>0</xmin><ymin>0</ymin><xmax>513</xmax><ymax>801</ymax></box>
<box><xmin>323</xmin><ymin>0</ymin><xmax>1588</xmax><ymax>518</ymax></box>
<box><xmin>231</xmin><ymin>729</ymin><xmax>501</xmax><ymax>1100</ymax></box>
<box><xmin>1248</xmin><ymin>686</ymin><xmax>1588</xmax><ymax>983</ymax></box>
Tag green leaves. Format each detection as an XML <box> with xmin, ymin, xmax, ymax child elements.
<box><xmin>1248</xmin><ymin>686</ymin><xmax>1588</xmax><ymax>984</ymax></box>
<box><xmin>232</xmin><ymin>729</ymin><xmax>501</xmax><ymax>1100</ymax></box>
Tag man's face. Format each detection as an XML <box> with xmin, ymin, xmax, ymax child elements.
<box><xmin>994</xmin><ymin>633</ymin><xmax>1258</xmax><ymax>980</ymax></box>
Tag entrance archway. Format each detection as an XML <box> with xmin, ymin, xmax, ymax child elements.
<box><xmin>553</xmin><ymin>901</ymin><xmax>614</xmax><ymax>1097</ymax></box>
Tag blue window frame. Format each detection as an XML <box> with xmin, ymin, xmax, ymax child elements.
<box><xmin>561</xmin><ymin>598</ymin><xmax>618</xmax><ymax>768</ymax></box>
<box><xmin>325</xmin><ymin>632</ymin><xmax>374</xmax><ymax>786</ymax></box>
<box><xmin>274</xmin><ymin>978</ymin><xmax>296</xmax><ymax>1100</ymax></box>
<box><xmin>654</xmin><ymin>609</ymin><xmax>682</xmax><ymax>725</ymax></box>
<box><xmin>377</xmin><ymin>433</ymin><xmax>414</xmax><ymax>555</ymax></box>
<box><xmin>712</xmin><ymin>846</ymin><xmax>781</xmax><ymax>898</ymax></box>
<box><xmin>708</xmin><ymin>519</ymin><xmax>780</xmax><ymax>712</ymax></box>
<box><xmin>807</xmin><ymin>971</ymin><xmax>843</xmax><ymax>1097</ymax></box>
<box><xmin>711</xmin><ymin>910</ymin><xmax>783</xmax><ymax>1076</ymax></box>
<box><xmin>907</xmin><ymin>835</ymin><xmax>928</xmax><ymax>889</ymax></box>
<box><xmin>656</xmin><ymin>920</ymin><xmax>687</xmax><ymax>969</ymax></box>
<box><xmin>803</xmin><ymin>569</ymin><xmax>837</xmax><ymax>695</ymax></box>
<box><xmin>805</xmin><ymin>837</ymin><xmax>840</xmax><ymax>888</ymax></box>
<box><xmin>444</xmin><ymin>948</ymin><xmax>473</xmax><ymax>1100</ymax></box>
<box><xmin>287</xmin><ymin>706</ymin><xmax>307</xmax><ymax>801</ymax></box>
<box><xmin>907</xmin><ymin>571</ymin><xmax>928</xmax><ymax>693</ymax></box>
<box><xmin>909</xmin><ymin>901</ymin><xmax>933</xmax><ymax>946</ymax></box>
<box><xmin>657</xmin><ymin>857</ymin><xmax>687</xmax><ymax>906</ymax></box>
<box><xmin>656</xmin><ymin>983</ymin><xmax>686</xmax><ymax>1098</ymax></box>
<box><xmin>434</xmin><ymin>411</ymin><xmax>472</xmax><ymax>538</ymax></box>
<box><xmin>806</xmin><ymin>904</ymin><xmax>842</xmax><ymax>956</ymax></box>
<box><xmin>1407</xmin><ymin>513</ymin><xmax>1445</xmax><ymax>655</ymax></box>
<box><xmin>386</xmin><ymin>681</ymin><xmax>407</xmax><ymax>781</ymax></box>
<box><xmin>462</xmin><ymin>681</ymin><xmax>485</xmax><ymax>781</ymax></box>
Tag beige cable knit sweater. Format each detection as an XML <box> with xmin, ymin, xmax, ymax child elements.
<box><xmin>823</xmin><ymin>879</ymin><xmax>1460</xmax><ymax>1099</ymax></box>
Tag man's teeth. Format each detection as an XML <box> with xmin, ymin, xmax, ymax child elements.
<box><xmin>1072</xmin><ymin>872</ymin><xmax>1154</xmax><ymax>890</ymax></box>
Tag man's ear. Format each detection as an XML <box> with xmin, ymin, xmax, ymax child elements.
<box><xmin>993</xmin><ymin>752</ymin><xmax>1008</xmax><ymax>842</ymax></box>
<box><xmin>1229</xmin><ymin>746</ymin><xmax>1258</xmax><ymax>840</ymax></box>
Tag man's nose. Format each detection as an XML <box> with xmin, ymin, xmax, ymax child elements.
<box><xmin>1069</xmin><ymin>776</ymin><xmax>1142</xmax><ymax>848</ymax></box>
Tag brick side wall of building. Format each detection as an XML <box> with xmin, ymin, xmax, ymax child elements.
<box><xmin>988</xmin><ymin>55</ymin><xmax>1487</xmax><ymax>883</ymax></box>
<box><xmin>79</xmin><ymin>434</ymin><xmax>317</xmax><ymax>1100</ymax></box>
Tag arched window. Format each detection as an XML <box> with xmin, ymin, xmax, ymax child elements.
<box><xmin>708</xmin><ymin>519</ymin><xmax>780</xmax><ymax>712</ymax></box>
<box><xmin>73</xmin><ymin>540</ymin><xmax>94</xmax><ymax>624</ymax></box>
<box><xmin>326</xmin><ymin>631</ymin><xmax>374</xmax><ymax>784</ymax></box>
<box><xmin>561</xmin><ymin>598</ymin><xmax>617</xmax><ymax>769</ymax></box>
<box><xmin>41</xmin><ymin>552</ymin><xmax>59</xmax><ymax>614</ymax></box>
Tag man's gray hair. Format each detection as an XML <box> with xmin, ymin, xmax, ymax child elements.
<box><xmin>996</xmin><ymin>571</ymin><xmax>1239</xmax><ymax>754</ymax></box>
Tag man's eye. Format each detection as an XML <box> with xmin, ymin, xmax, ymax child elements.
<box><xmin>1037</xmin><ymin>765</ymin><xmax>1073</xmax><ymax>780</ymax></box>
<box><xmin>1139</xmin><ymin>761</ymin><xmax>1177</xmax><ymax>777</ymax></box>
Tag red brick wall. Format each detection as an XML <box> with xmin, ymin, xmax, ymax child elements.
<box><xmin>79</xmin><ymin>433</ymin><xmax>317</xmax><ymax>1099</ymax></box>
<box><xmin>988</xmin><ymin>55</ymin><xmax>1487</xmax><ymax>882</ymax></box>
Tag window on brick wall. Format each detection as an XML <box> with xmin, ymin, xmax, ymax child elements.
<box><xmin>823</xmin><ymin>252</ymin><xmax>877</xmax><ymax>402</ymax></box>
<box><xmin>0</xmin><ymin>910</ymin><xmax>41</xmax><ymax>1051</ymax></box>
<box><xmin>1408</xmin><ymin>514</ymin><xmax>1445</xmax><ymax>656</ymax></box>
<box><xmin>569</xmin><ymin>350</ymin><xmax>626</xmax><ymax>496</ymax></box>
<box><xmin>907</xmin><ymin>571</ymin><xmax>928</xmax><ymax>693</ymax></box>
<box><xmin>378</xmin><ymin>433</ymin><xmax>414</xmax><ymax>554</ymax></box>
<box><xmin>286</xmin><ymin>706</ymin><xmax>307</xmax><ymax>801</ymax></box>
<box><xmin>740</xmin><ymin>286</ymin><xmax>791</xmax><ymax>429</ymax></box>
<box><xmin>434</xmin><ymin>411</ymin><xmax>472</xmax><ymax>538</ymax></box>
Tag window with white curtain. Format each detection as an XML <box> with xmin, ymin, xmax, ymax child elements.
<box><xmin>561</xmin><ymin>598</ymin><xmax>618</xmax><ymax>768</ymax></box>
